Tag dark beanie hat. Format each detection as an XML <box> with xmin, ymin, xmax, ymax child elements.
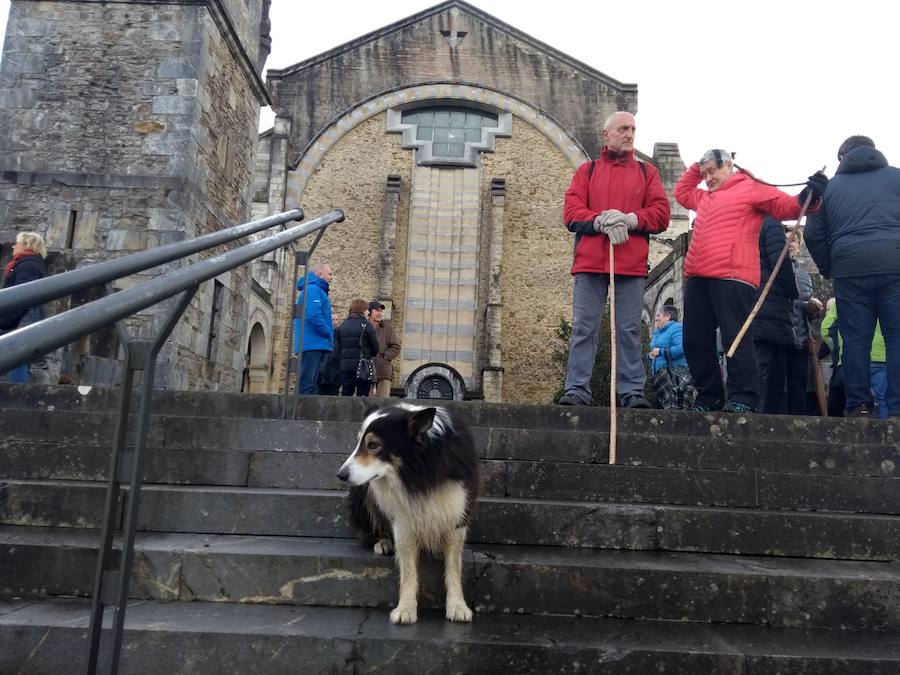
<box><xmin>838</xmin><ymin>135</ymin><xmax>875</xmax><ymax>161</ymax></box>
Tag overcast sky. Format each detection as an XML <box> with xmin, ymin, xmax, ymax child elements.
<box><xmin>2</xmin><ymin>0</ymin><xmax>898</xmax><ymax>189</ymax></box>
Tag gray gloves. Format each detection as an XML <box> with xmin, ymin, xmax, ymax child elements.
<box><xmin>592</xmin><ymin>210</ymin><xmax>638</xmax><ymax>246</ymax></box>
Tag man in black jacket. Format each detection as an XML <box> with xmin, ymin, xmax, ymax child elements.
<box><xmin>806</xmin><ymin>136</ymin><xmax>900</xmax><ymax>417</ymax></box>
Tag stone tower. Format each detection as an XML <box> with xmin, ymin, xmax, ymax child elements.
<box><xmin>0</xmin><ymin>0</ymin><xmax>272</xmax><ymax>388</ymax></box>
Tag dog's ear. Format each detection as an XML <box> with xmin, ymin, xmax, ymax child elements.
<box><xmin>407</xmin><ymin>407</ymin><xmax>436</xmax><ymax>439</ymax></box>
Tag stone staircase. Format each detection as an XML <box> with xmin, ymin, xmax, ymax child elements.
<box><xmin>2</xmin><ymin>383</ymin><xmax>900</xmax><ymax>673</ymax></box>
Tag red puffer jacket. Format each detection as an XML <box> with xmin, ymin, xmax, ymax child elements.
<box><xmin>675</xmin><ymin>164</ymin><xmax>804</xmax><ymax>286</ymax></box>
<box><xmin>563</xmin><ymin>148</ymin><xmax>670</xmax><ymax>277</ymax></box>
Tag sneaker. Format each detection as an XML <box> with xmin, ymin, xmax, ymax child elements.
<box><xmin>723</xmin><ymin>401</ymin><xmax>754</xmax><ymax>413</ymax></box>
<box><xmin>557</xmin><ymin>393</ymin><xmax>588</xmax><ymax>406</ymax></box>
<box><xmin>687</xmin><ymin>404</ymin><xmax>715</xmax><ymax>412</ymax></box>
<box><xmin>621</xmin><ymin>394</ymin><xmax>651</xmax><ymax>409</ymax></box>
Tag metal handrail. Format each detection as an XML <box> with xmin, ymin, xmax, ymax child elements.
<box><xmin>0</xmin><ymin>209</ymin><xmax>344</xmax><ymax>373</ymax></box>
<box><xmin>0</xmin><ymin>206</ymin><xmax>344</xmax><ymax>675</ymax></box>
<box><xmin>0</xmin><ymin>208</ymin><xmax>302</xmax><ymax>316</ymax></box>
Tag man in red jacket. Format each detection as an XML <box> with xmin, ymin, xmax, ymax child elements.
<box><xmin>675</xmin><ymin>150</ymin><xmax>826</xmax><ymax>412</ymax></box>
<box><xmin>558</xmin><ymin>111</ymin><xmax>670</xmax><ymax>407</ymax></box>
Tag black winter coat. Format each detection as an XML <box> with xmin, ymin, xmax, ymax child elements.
<box><xmin>0</xmin><ymin>254</ymin><xmax>46</xmax><ymax>330</ymax></box>
<box><xmin>753</xmin><ymin>218</ymin><xmax>798</xmax><ymax>347</ymax></box>
<box><xmin>335</xmin><ymin>313</ymin><xmax>379</xmax><ymax>375</ymax></box>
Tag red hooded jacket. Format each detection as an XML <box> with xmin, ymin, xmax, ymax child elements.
<box><xmin>675</xmin><ymin>164</ymin><xmax>805</xmax><ymax>286</ymax></box>
<box><xmin>563</xmin><ymin>148</ymin><xmax>670</xmax><ymax>277</ymax></box>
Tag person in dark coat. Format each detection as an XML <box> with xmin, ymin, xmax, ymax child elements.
<box><xmin>1</xmin><ymin>231</ymin><xmax>48</xmax><ymax>383</ymax></box>
<box><xmin>806</xmin><ymin>135</ymin><xmax>900</xmax><ymax>417</ymax></box>
<box><xmin>753</xmin><ymin>221</ymin><xmax>823</xmax><ymax>414</ymax></box>
<box><xmin>335</xmin><ymin>298</ymin><xmax>379</xmax><ymax>397</ymax></box>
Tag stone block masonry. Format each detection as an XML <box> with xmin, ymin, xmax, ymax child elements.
<box><xmin>0</xmin><ymin>0</ymin><xmax>271</xmax><ymax>390</ymax></box>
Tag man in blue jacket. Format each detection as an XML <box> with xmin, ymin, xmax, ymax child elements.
<box><xmin>294</xmin><ymin>263</ymin><xmax>334</xmax><ymax>395</ymax></box>
<box><xmin>806</xmin><ymin>136</ymin><xmax>900</xmax><ymax>417</ymax></box>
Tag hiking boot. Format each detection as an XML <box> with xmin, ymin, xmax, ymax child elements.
<box><xmin>724</xmin><ymin>401</ymin><xmax>754</xmax><ymax>414</ymax></box>
<box><xmin>621</xmin><ymin>393</ymin><xmax>651</xmax><ymax>409</ymax></box>
<box><xmin>557</xmin><ymin>393</ymin><xmax>588</xmax><ymax>406</ymax></box>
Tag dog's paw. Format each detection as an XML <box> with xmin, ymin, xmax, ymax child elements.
<box><xmin>445</xmin><ymin>600</ymin><xmax>473</xmax><ymax>623</ymax></box>
<box><xmin>373</xmin><ymin>538</ymin><xmax>394</xmax><ymax>556</ymax></box>
<box><xmin>390</xmin><ymin>604</ymin><xmax>418</xmax><ymax>625</ymax></box>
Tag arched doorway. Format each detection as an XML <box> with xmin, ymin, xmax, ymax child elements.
<box><xmin>242</xmin><ymin>322</ymin><xmax>269</xmax><ymax>393</ymax></box>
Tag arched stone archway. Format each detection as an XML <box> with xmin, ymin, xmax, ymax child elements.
<box><xmin>285</xmin><ymin>82</ymin><xmax>589</xmax><ymax>208</ymax></box>
<box><xmin>242</xmin><ymin>321</ymin><xmax>269</xmax><ymax>393</ymax></box>
<box><xmin>283</xmin><ymin>83</ymin><xmax>587</xmax><ymax>403</ymax></box>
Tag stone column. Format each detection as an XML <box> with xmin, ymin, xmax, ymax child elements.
<box><xmin>482</xmin><ymin>178</ymin><xmax>505</xmax><ymax>402</ymax></box>
<box><xmin>378</xmin><ymin>175</ymin><xmax>401</xmax><ymax>304</ymax></box>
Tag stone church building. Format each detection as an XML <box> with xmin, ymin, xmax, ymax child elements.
<box><xmin>251</xmin><ymin>0</ymin><xmax>689</xmax><ymax>404</ymax></box>
<box><xmin>0</xmin><ymin>0</ymin><xmax>687</xmax><ymax>404</ymax></box>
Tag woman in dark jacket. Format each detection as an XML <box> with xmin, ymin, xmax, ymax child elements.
<box><xmin>335</xmin><ymin>298</ymin><xmax>379</xmax><ymax>397</ymax></box>
<box><xmin>753</xmin><ymin>220</ymin><xmax>822</xmax><ymax>413</ymax></box>
<box><xmin>1</xmin><ymin>231</ymin><xmax>48</xmax><ymax>383</ymax></box>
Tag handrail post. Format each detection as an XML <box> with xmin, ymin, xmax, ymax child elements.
<box><xmin>282</xmin><ymin>227</ymin><xmax>327</xmax><ymax>419</ymax></box>
<box><xmin>85</xmin><ymin>287</ymin><xmax>198</xmax><ymax>674</ymax></box>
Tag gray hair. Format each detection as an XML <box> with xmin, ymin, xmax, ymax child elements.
<box><xmin>603</xmin><ymin>111</ymin><xmax>634</xmax><ymax>132</ymax></box>
<box><xmin>699</xmin><ymin>149</ymin><xmax>733</xmax><ymax>166</ymax></box>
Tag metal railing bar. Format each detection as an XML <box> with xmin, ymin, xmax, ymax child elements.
<box><xmin>0</xmin><ymin>208</ymin><xmax>303</xmax><ymax>316</ymax></box>
<box><xmin>0</xmin><ymin>209</ymin><xmax>343</xmax><ymax>374</ymax></box>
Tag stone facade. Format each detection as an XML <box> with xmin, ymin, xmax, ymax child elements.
<box><xmin>255</xmin><ymin>1</ymin><xmax>687</xmax><ymax>404</ymax></box>
<box><xmin>0</xmin><ymin>0</ymin><xmax>271</xmax><ymax>388</ymax></box>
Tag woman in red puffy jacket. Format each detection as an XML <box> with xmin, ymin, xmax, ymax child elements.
<box><xmin>674</xmin><ymin>150</ymin><xmax>824</xmax><ymax>413</ymax></box>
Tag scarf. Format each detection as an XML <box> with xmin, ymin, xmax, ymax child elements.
<box><xmin>3</xmin><ymin>250</ymin><xmax>41</xmax><ymax>283</ymax></box>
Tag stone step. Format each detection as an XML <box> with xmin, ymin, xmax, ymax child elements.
<box><xmin>3</xmin><ymin>478</ymin><xmax>900</xmax><ymax>562</ymax></box>
<box><xmin>5</xmin><ymin>407</ymin><xmax>898</xmax><ymax>481</ymax></box>
<box><xmin>3</xmin><ymin>382</ymin><xmax>895</xmax><ymax>454</ymax></box>
<box><xmin>5</xmin><ymin>435</ymin><xmax>900</xmax><ymax>516</ymax></box>
<box><xmin>3</xmin><ymin>598</ymin><xmax>899</xmax><ymax>675</ymax></box>
<box><xmin>3</xmin><ymin>527</ymin><xmax>900</xmax><ymax>630</ymax></box>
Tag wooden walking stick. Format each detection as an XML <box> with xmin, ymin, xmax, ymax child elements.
<box><xmin>608</xmin><ymin>240</ymin><xmax>617</xmax><ymax>465</ymax></box>
<box><xmin>806</xmin><ymin>318</ymin><xmax>828</xmax><ymax>416</ymax></box>
<box><xmin>726</xmin><ymin>191</ymin><xmax>815</xmax><ymax>358</ymax></box>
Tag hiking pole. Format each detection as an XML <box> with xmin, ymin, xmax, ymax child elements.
<box><xmin>608</xmin><ymin>240</ymin><xmax>617</xmax><ymax>465</ymax></box>
<box><xmin>726</xmin><ymin>191</ymin><xmax>814</xmax><ymax>358</ymax></box>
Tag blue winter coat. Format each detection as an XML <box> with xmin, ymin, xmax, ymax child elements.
<box><xmin>649</xmin><ymin>320</ymin><xmax>688</xmax><ymax>374</ymax></box>
<box><xmin>293</xmin><ymin>272</ymin><xmax>333</xmax><ymax>353</ymax></box>
<box><xmin>805</xmin><ymin>146</ymin><xmax>900</xmax><ymax>278</ymax></box>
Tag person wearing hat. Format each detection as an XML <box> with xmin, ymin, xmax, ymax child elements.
<box><xmin>368</xmin><ymin>300</ymin><xmax>401</xmax><ymax>398</ymax></box>
<box><xmin>806</xmin><ymin>135</ymin><xmax>900</xmax><ymax>418</ymax></box>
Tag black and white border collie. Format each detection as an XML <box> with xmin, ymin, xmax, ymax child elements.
<box><xmin>337</xmin><ymin>403</ymin><xmax>479</xmax><ymax>625</ymax></box>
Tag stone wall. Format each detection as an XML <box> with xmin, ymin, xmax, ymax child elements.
<box><xmin>481</xmin><ymin>118</ymin><xmax>576</xmax><ymax>404</ymax></box>
<box><xmin>269</xmin><ymin>113</ymin><xmax>413</xmax><ymax>391</ymax></box>
<box><xmin>0</xmin><ymin>0</ymin><xmax>270</xmax><ymax>389</ymax></box>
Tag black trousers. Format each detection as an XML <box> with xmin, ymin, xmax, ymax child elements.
<box><xmin>683</xmin><ymin>277</ymin><xmax>759</xmax><ymax>410</ymax></box>
<box><xmin>756</xmin><ymin>340</ymin><xmax>808</xmax><ymax>414</ymax></box>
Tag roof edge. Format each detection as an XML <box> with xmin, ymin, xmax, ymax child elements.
<box><xmin>266</xmin><ymin>0</ymin><xmax>635</xmax><ymax>92</ymax></box>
